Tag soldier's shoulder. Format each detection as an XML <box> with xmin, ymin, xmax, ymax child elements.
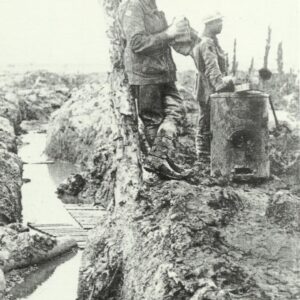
<box><xmin>119</xmin><ymin>0</ymin><xmax>143</xmax><ymax>17</ymax></box>
<box><xmin>126</xmin><ymin>0</ymin><xmax>143</xmax><ymax>8</ymax></box>
<box><xmin>200</xmin><ymin>37</ymin><xmax>214</xmax><ymax>46</ymax></box>
<box><xmin>119</xmin><ymin>0</ymin><xmax>141</xmax><ymax>11</ymax></box>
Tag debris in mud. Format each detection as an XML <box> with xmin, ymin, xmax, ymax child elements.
<box><xmin>0</xmin><ymin>67</ymin><xmax>295</xmax><ymax>300</ymax></box>
<box><xmin>22</xmin><ymin>178</ymin><xmax>31</xmax><ymax>184</ymax></box>
<box><xmin>266</xmin><ymin>190</ymin><xmax>300</xmax><ymax>231</ymax></box>
<box><xmin>0</xmin><ymin>150</ymin><xmax>23</xmax><ymax>225</ymax></box>
<box><xmin>57</xmin><ymin>173</ymin><xmax>86</xmax><ymax>197</ymax></box>
<box><xmin>0</xmin><ymin>225</ymin><xmax>77</xmax><ymax>272</ymax></box>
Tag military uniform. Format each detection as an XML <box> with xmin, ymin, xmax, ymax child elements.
<box><xmin>118</xmin><ymin>0</ymin><xmax>189</xmax><ymax>178</ymax></box>
<box><xmin>192</xmin><ymin>35</ymin><xmax>228</xmax><ymax>161</ymax></box>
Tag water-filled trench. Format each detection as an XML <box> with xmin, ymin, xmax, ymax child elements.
<box><xmin>9</xmin><ymin>123</ymin><xmax>82</xmax><ymax>300</ymax></box>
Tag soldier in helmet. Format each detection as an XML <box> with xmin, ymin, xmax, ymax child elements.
<box><xmin>118</xmin><ymin>0</ymin><xmax>197</xmax><ymax>179</ymax></box>
<box><xmin>192</xmin><ymin>12</ymin><xmax>235</xmax><ymax>164</ymax></box>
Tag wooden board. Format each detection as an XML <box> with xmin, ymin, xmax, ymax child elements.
<box><xmin>28</xmin><ymin>223</ymin><xmax>89</xmax><ymax>249</ymax></box>
<box><xmin>27</xmin><ymin>205</ymin><xmax>105</xmax><ymax>249</ymax></box>
<box><xmin>64</xmin><ymin>204</ymin><xmax>105</xmax><ymax>230</ymax></box>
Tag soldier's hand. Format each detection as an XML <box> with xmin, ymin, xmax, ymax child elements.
<box><xmin>166</xmin><ymin>16</ymin><xmax>189</xmax><ymax>39</ymax></box>
<box><xmin>223</xmin><ymin>75</ymin><xmax>236</xmax><ymax>85</ymax></box>
<box><xmin>216</xmin><ymin>76</ymin><xmax>235</xmax><ymax>92</ymax></box>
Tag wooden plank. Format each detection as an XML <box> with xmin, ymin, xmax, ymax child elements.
<box><xmin>72</xmin><ymin>218</ymin><xmax>99</xmax><ymax>223</ymax></box>
<box><xmin>64</xmin><ymin>204</ymin><xmax>104</xmax><ymax>210</ymax></box>
<box><xmin>67</xmin><ymin>208</ymin><xmax>103</xmax><ymax>211</ymax></box>
<box><xmin>44</xmin><ymin>227</ymin><xmax>85</xmax><ymax>233</ymax></box>
<box><xmin>27</xmin><ymin>220</ymin><xmax>89</xmax><ymax>251</ymax></box>
<box><xmin>47</xmin><ymin>231</ymin><xmax>87</xmax><ymax>235</ymax></box>
<box><xmin>82</xmin><ymin>226</ymin><xmax>94</xmax><ymax>230</ymax></box>
<box><xmin>64</xmin><ymin>204</ymin><xmax>105</xmax><ymax>230</ymax></box>
<box><xmin>35</xmin><ymin>227</ymin><xmax>82</xmax><ymax>232</ymax></box>
<box><xmin>33</xmin><ymin>229</ymin><xmax>86</xmax><ymax>235</ymax></box>
<box><xmin>70</xmin><ymin>211</ymin><xmax>104</xmax><ymax>216</ymax></box>
<box><xmin>29</xmin><ymin>223</ymin><xmax>89</xmax><ymax>248</ymax></box>
<box><xmin>69</xmin><ymin>212</ymin><xmax>103</xmax><ymax>220</ymax></box>
<box><xmin>29</xmin><ymin>223</ymin><xmax>74</xmax><ymax>228</ymax></box>
<box><xmin>71</xmin><ymin>219</ymin><xmax>101</xmax><ymax>223</ymax></box>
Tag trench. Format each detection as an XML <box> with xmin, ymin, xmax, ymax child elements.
<box><xmin>9</xmin><ymin>122</ymin><xmax>82</xmax><ymax>300</ymax></box>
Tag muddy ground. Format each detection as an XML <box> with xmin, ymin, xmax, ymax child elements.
<box><xmin>0</xmin><ymin>70</ymin><xmax>104</xmax><ymax>298</ymax></box>
<box><xmin>43</xmin><ymin>71</ymin><xmax>299</xmax><ymax>299</ymax></box>
<box><xmin>0</xmin><ymin>69</ymin><xmax>299</xmax><ymax>299</ymax></box>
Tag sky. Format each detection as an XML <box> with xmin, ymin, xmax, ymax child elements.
<box><xmin>0</xmin><ymin>0</ymin><xmax>299</xmax><ymax>73</ymax></box>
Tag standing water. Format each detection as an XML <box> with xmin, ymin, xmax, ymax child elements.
<box><xmin>10</xmin><ymin>122</ymin><xmax>83</xmax><ymax>300</ymax></box>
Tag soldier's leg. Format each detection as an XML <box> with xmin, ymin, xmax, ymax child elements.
<box><xmin>136</xmin><ymin>84</ymin><xmax>164</xmax><ymax>148</ymax></box>
<box><xmin>137</xmin><ymin>83</ymin><xmax>190</xmax><ymax>179</ymax></box>
<box><xmin>149</xmin><ymin>83</ymin><xmax>192</xmax><ymax>177</ymax></box>
<box><xmin>196</xmin><ymin>98</ymin><xmax>211</xmax><ymax>162</ymax></box>
<box><xmin>149</xmin><ymin>82</ymin><xmax>182</xmax><ymax>159</ymax></box>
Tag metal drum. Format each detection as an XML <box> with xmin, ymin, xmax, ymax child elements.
<box><xmin>210</xmin><ymin>91</ymin><xmax>270</xmax><ymax>180</ymax></box>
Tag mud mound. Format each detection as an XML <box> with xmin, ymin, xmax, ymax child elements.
<box><xmin>45</xmin><ymin>83</ymin><xmax>117</xmax><ymax>165</ymax></box>
<box><xmin>78</xmin><ymin>179</ymin><xmax>300</xmax><ymax>300</ymax></box>
<box><xmin>42</xmin><ymin>71</ymin><xmax>299</xmax><ymax>299</ymax></box>
<box><xmin>266</xmin><ymin>190</ymin><xmax>300</xmax><ymax>231</ymax></box>
<box><xmin>0</xmin><ymin>150</ymin><xmax>22</xmax><ymax>225</ymax></box>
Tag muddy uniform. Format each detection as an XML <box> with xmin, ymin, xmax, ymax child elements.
<box><xmin>192</xmin><ymin>35</ymin><xmax>228</xmax><ymax>160</ymax></box>
<box><xmin>118</xmin><ymin>0</ymin><xmax>183</xmax><ymax>157</ymax></box>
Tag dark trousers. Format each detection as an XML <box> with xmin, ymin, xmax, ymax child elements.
<box><xmin>195</xmin><ymin>98</ymin><xmax>211</xmax><ymax>158</ymax></box>
<box><xmin>131</xmin><ymin>82</ymin><xmax>183</xmax><ymax>148</ymax></box>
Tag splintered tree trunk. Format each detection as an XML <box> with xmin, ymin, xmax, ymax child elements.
<box><xmin>248</xmin><ymin>57</ymin><xmax>254</xmax><ymax>77</ymax></box>
<box><xmin>102</xmin><ymin>0</ymin><xmax>142</xmax><ymax>210</ymax></box>
<box><xmin>210</xmin><ymin>92</ymin><xmax>270</xmax><ymax>180</ymax></box>
<box><xmin>277</xmin><ymin>42</ymin><xmax>284</xmax><ymax>75</ymax></box>
<box><xmin>264</xmin><ymin>26</ymin><xmax>271</xmax><ymax>69</ymax></box>
<box><xmin>231</xmin><ymin>38</ymin><xmax>238</xmax><ymax>76</ymax></box>
<box><xmin>77</xmin><ymin>2</ymin><xmax>142</xmax><ymax>298</ymax></box>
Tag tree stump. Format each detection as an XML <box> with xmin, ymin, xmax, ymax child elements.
<box><xmin>210</xmin><ymin>91</ymin><xmax>270</xmax><ymax>180</ymax></box>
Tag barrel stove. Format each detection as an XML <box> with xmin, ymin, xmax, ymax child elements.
<box><xmin>210</xmin><ymin>91</ymin><xmax>270</xmax><ymax>180</ymax></box>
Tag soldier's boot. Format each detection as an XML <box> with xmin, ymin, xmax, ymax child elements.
<box><xmin>196</xmin><ymin>133</ymin><xmax>211</xmax><ymax>164</ymax></box>
<box><xmin>166</xmin><ymin>157</ymin><xmax>194</xmax><ymax>177</ymax></box>
<box><xmin>144</xmin><ymin>132</ymin><xmax>192</xmax><ymax>180</ymax></box>
<box><xmin>143</xmin><ymin>155</ymin><xmax>188</xmax><ymax>180</ymax></box>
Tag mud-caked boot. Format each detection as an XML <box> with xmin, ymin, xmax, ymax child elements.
<box><xmin>145</xmin><ymin>132</ymin><xmax>191</xmax><ymax>180</ymax></box>
<box><xmin>166</xmin><ymin>157</ymin><xmax>194</xmax><ymax>178</ymax></box>
<box><xmin>143</xmin><ymin>155</ymin><xmax>189</xmax><ymax>180</ymax></box>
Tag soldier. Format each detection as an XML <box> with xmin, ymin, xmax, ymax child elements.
<box><xmin>118</xmin><ymin>0</ymin><xmax>195</xmax><ymax>179</ymax></box>
<box><xmin>192</xmin><ymin>12</ymin><xmax>235</xmax><ymax>163</ymax></box>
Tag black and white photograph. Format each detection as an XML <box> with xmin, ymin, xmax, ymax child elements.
<box><xmin>0</xmin><ymin>0</ymin><xmax>299</xmax><ymax>299</ymax></box>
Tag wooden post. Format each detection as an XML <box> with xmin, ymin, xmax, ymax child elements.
<box><xmin>248</xmin><ymin>57</ymin><xmax>254</xmax><ymax>77</ymax></box>
<box><xmin>277</xmin><ymin>42</ymin><xmax>284</xmax><ymax>75</ymax></box>
<box><xmin>210</xmin><ymin>92</ymin><xmax>270</xmax><ymax>180</ymax></box>
<box><xmin>231</xmin><ymin>38</ymin><xmax>238</xmax><ymax>76</ymax></box>
<box><xmin>264</xmin><ymin>26</ymin><xmax>271</xmax><ymax>69</ymax></box>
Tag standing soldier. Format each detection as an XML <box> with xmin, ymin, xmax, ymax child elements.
<box><xmin>192</xmin><ymin>12</ymin><xmax>235</xmax><ymax>164</ymax></box>
<box><xmin>118</xmin><ymin>0</ymin><xmax>196</xmax><ymax>179</ymax></box>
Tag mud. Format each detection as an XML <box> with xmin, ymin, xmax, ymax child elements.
<box><xmin>0</xmin><ymin>70</ymin><xmax>99</xmax><ymax>299</ymax></box>
<box><xmin>36</xmin><ymin>69</ymin><xmax>300</xmax><ymax>299</ymax></box>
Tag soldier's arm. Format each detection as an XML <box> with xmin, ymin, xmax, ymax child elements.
<box><xmin>200</xmin><ymin>39</ymin><xmax>224</xmax><ymax>90</ymax></box>
<box><xmin>191</xmin><ymin>43</ymin><xmax>202</xmax><ymax>70</ymax></box>
<box><xmin>122</xmin><ymin>2</ymin><xmax>173</xmax><ymax>55</ymax></box>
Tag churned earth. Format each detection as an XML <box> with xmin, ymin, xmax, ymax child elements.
<box><xmin>0</xmin><ymin>70</ymin><xmax>105</xmax><ymax>298</ymax></box>
<box><xmin>44</xmin><ymin>72</ymin><xmax>300</xmax><ymax>299</ymax></box>
<box><xmin>0</xmin><ymin>69</ymin><xmax>299</xmax><ymax>299</ymax></box>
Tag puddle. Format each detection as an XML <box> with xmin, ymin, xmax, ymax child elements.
<box><xmin>11</xmin><ymin>124</ymin><xmax>83</xmax><ymax>300</ymax></box>
<box><xmin>10</xmin><ymin>251</ymin><xmax>82</xmax><ymax>300</ymax></box>
<box><xmin>19</xmin><ymin>131</ymin><xmax>79</xmax><ymax>225</ymax></box>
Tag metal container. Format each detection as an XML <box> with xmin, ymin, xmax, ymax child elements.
<box><xmin>210</xmin><ymin>91</ymin><xmax>270</xmax><ymax>180</ymax></box>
